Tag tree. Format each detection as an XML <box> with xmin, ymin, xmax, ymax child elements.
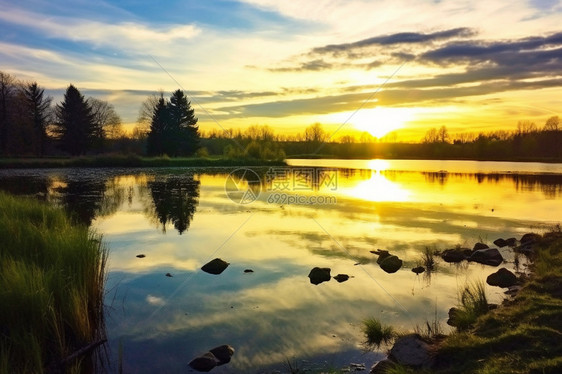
<box><xmin>53</xmin><ymin>84</ymin><xmax>95</xmax><ymax>155</ymax></box>
<box><xmin>88</xmin><ymin>97</ymin><xmax>123</xmax><ymax>140</ymax></box>
<box><xmin>517</xmin><ymin>120</ymin><xmax>537</xmax><ymax>134</ymax></box>
<box><xmin>544</xmin><ymin>116</ymin><xmax>560</xmax><ymax>131</ymax></box>
<box><xmin>167</xmin><ymin>89</ymin><xmax>199</xmax><ymax>156</ymax></box>
<box><xmin>423</xmin><ymin>128</ymin><xmax>439</xmax><ymax>143</ymax></box>
<box><xmin>23</xmin><ymin>82</ymin><xmax>52</xmax><ymax>156</ymax></box>
<box><xmin>438</xmin><ymin>125</ymin><xmax>449</xmax><ymax>143</ymax></box>
<box><xmin>0</xmin><ymin>72</ymin><xmax>16</xmax><ymax>155</ymax></box>
<box><xmin>146</xmin><ymin>94</ymin><xmax>168</xmax><ymax>156</ymax></box>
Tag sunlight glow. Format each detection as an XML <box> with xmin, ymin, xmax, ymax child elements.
<box><xmin>347</xmin><ymin>107</ymin><xmax>415</xmax><ymax>138</ymax></box>
<box><xmin>345</xmin><ymin>170</ymin><xmax>411</xmax><ymax>202</ymax></box>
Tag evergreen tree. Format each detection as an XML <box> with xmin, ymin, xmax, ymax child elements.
<box><xmin>146</xmin><ymin>94</ymin><xmax>168</xmax><ymax>156</ymax></box>
<box><xmin>54</xmin><ymin>85</ymin><xmax>95</xmax><ymax>155</ymax></box>
<box><xmin>167</xmin><ymin>89</ymin><xmax>199</xmax><ymax>156</ymax></box>
<box><xmin>0</xmin><ymin>72</ymin><xmax>16</xmax><ymax>155</ymax></box>
<box><xmin>23</xmin><ymin>82</ymin><xmax>52</xmax><ymax>156</ymax></box>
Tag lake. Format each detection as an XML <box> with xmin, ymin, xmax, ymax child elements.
<box><xmin>1</xmin><ymin>159</ymin><xmax>561</xmax><ymax>373</ymax></box>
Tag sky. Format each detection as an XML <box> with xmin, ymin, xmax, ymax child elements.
<box><xmin>1</xmin><ymin>0</ymin><xmax>561</xmax><ymax>141</ymax></box>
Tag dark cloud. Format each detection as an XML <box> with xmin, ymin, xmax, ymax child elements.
<box><xmin>312</xmin><ymin>28</ymin><xmax>476</xmax><ymax>55</ymax></box>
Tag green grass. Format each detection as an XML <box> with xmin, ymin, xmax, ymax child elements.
<box><xmin>432</xmin><ymin>231</ymin><xmax>562</xmax><ymax>373</ymax></box>
<box><xmin>450</xmin><ymin>281</ymin><xmax>489</xmax><ymax>332</ymax></box>
<box><xmin>0</xmin><ymin>192</ymin><xmax>107</xmax><ymax>373</ymax></box>
<box><xmin>362</xmin><ymin>317</ymin><xmax>397</xmax><ymax>350</ymax></box>
<box><xmin>0</xmin><ymin>154</ymin><xmax>286</xmax><ymax>169</ymax></box>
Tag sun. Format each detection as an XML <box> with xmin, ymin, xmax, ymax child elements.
<box><xmin>349</xmin><ymin>107</ymin><xmax>414</xmax><ymax>138</ymax></box>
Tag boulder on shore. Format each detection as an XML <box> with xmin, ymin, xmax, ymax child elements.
<box><xmin>487</xmin><ymin>268</ymin><xmax>517</xmax><ymax>288</ymax></box>
<box><xmin>379</xmin><ymin>255</ymin><xmax>403</xmax><ymax>273</ymax></box>
<box><xmin>389</xmin><ymin>334</ymin><xmax>433</xmax><ymax>368</ymax></box>
<box><xmin>201</xmin><ymin>258</ymin><xmax>230</xmax><ymax>275</ymax></box>
<box><xmin>493</xmin><ymin>238</ymin><xmax>508</xmax><ymax>247</ymax></box>
<box><xmin>468</xmin><ymin>248</ymin><xmax>503</xmax><ymax>266</ymax></box>
<box><xmin>521</xmin><ymin>233</ymin><xmax>541</xmax><ymax>245</ymax></box>
<box><xmin>308</xmin><ymin>267</ymin><xmax>331</xmax><ymax>285</ymax></box>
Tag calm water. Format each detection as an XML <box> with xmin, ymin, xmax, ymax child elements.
<box><xmin>1</xmin><ymin>159</ymin><xmax>562</xmax><ymax>373</ymax></box>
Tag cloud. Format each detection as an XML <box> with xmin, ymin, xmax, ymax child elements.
<box><xmin>312</xmin><ymin>28</ymin><xmax>476</xmax><ymax>55</ymax></box>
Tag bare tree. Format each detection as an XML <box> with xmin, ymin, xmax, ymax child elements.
<box><xmin>137</xmin><ymin>93</ymin><xmax>163</xmax><ymax>132</ymax></box>
<box><xmin>423</xmin><ymin>128</ymin><xmax>439</xmax><ymax>143</ymax></box>
<box><xmin>517</xmin><ymin>120</ymin><xmax>537</xmax><ymax>134</ymax></box>
<box><xmin>88</xmin><ymin>97</ymin><xmax>123</xmax><ymax>139</ymax></box>
<box><xmin>544</xmin><ymin>116</ymin><xmax>560</xmax><ymax>131</ymax></box>
<box><xmin>304</xmin><ymin>122</ymin><xmax>327</xmax><ymax>144</ymax></box>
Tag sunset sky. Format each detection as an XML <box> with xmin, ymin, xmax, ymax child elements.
<box><xmin>1</xmin><ymin>0</ymin><xmax>561</xmax><ymax>141</ymax></box>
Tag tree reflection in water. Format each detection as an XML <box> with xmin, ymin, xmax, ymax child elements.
<box><xmin>148</xmin><ymin>174</ymin><xmax>200</xmax><ymax>234</ymax></box>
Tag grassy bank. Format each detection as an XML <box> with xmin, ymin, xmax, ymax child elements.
<box><xmin>0</xmin><ymin>192</ymin><xmax>107</xmax><ymax>373</ymax></box>
<box><xmin>0</xmin><ymin>155</ymin><xmax>286</xmax><ymax>169</ymax></box>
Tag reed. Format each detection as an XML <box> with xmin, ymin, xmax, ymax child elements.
<box><xmin>362</xmin><ymin>317</ymin><xmax>396</xmax><ymax>350</ymax></box>
<box><xmin>0</xmin><ymin>192</ymin><xmax>107</xmax><ymax>373</ymax></box>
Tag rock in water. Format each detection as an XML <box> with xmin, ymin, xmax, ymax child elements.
<box><xmin>308</xmin><ymin>267</ymin><xmax>331</xmax><ymax>285</ymax></box>
<box><xmin>379</xmin><ymin>255</ymin><xmax>403</xmax><ymax>273</ymax></box>
<box><xmin>243</xmin><ymin>269</ymin><xmax>254</xmax><ymax>273</ymax></box>
<box><xmin>389</xmin><ymin>334</ymin><xmax>432</xmax><ymax>368</ymax></box>
<box><xmin>441</xmin><ymin>248</ymin><xmax>471</xmax><ymax>263</ymax></box>
<box><xmin>487</xmin><ymin>268</ymin><xmax>517</xmax><ymax>288</ymax></box>
<box><xmin>136</xmin><ymin>254</ymin><xmax>145</xmax><ymax>258</ymax></box>
<box><xmin>520</xmin><ymin>233</ymin><xmax>540</xmax><ymax>244</ymax></box>
<box><xmin>333</xmin><ymin>274</ymin><xmax>350</xmax><ymax>283</ymax></box>
<box><xmin>473</xmin><ymin>242</ymin><xmax>489</xmax><ymax>250</ymax></box>
<box><xmin>412</xmin><ymin>266</ymin><xmax>425</xmax><ymax>274</ymax></box>
<box><xmin>188</xmin><ymin>352</ymin><xmax>218</xmax><ymax>372</ymax></box>
<box><xmin>209</xmin><ymin>345</ymin><xmax>235</xmax><ymax>365</ymax></box>
<box><xmin>468</xmin><ymin>248</ymin><xmax>503</xmax><ymax>266</ymax></box>
<box><xmin>493</xmin><ymin>238</ymin><xmax>508</xmax><ymax>247</ymax></box>
<box><xmin>375</xmin><ymin>250</ymin><xmax>392</xmax><ymax>264</ymax></box>
<box><xmin>201</xmin><ymin>258</ymin><xmax>230</xmax><ymax>275</ymax></box>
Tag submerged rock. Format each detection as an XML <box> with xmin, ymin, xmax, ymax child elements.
<box><xmin>487</xmin><ymin>268</ymin><xmax>517</xmax><ymax>288</ymax></box>
<box><xmin>308</xmin><ymin>267</ymin><xmax>331</xmax><ymax>285</ymax></box>
<box><xmin>468</xmin><ymin>248</ymin><xmax>503</xmax><ymax>266</ymax></box>
<box><xmin>412</xmin><ymin>266</ymin><xmax>425</xmax><ymax>275</ymax></box>
<box><xmin>473</xmin><ymin>242</ymin><xmax>489</xmax><ymax>250</ymax></box>
<box><xmin>333</xmin><ymin>274</ymin><xmax>350</xmax><ymax>283</ymax></box>
<box><xmin>389</xmin><ymin>334</ymin><xmax>432</xmax><ymax>368</ymax></box>
<box><xmin>165</xmin><ymin>273</ymin><xmax>173</xmax><ymax>277</ymax></box>
<box><xmin>201</xmin><ymin>258</ymin><xmax>230</xmax><ymax>275</ymax></box>
<box><xmin>379</xmin><ymin>255</ymin><xmax>403</xmax><ymax>273</ymax></box>
<box><xmin>441</xmin><ymin>248</ymin><xmax>471</xmax><ymax>263</ymax></box>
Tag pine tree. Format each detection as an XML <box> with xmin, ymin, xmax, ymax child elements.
<box><xmin>147</xmin><ymin>95</ymin><xmax>168</xmax><ymax>156</ymax></box>
<box><xmin>23</xmin><ymin>82</ymin><xmax>52</xmax><ymax>156</ymax></box>
<box><xmin>54</xmin><ymin>84</ymin><xmax>95</xmax><ymax>155</ymax></box>
<box><xmin>168</xmin><ymin>90</ymin><xmax>199</xmax><ymax>156</ymax></box>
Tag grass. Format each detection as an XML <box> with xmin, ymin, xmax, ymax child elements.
<box><xmin>449</xmin><ymin>281</ymin><xmax>489</xmax><ymax>332</ymax></box>
<box><xmin>362</xmin><ymin>317</ymin><xmax>396</xmax><ymax>350</ymax></box>
<box><xmin>432</xmin><ymin>231</ymin><xmax>562</xmax><ymax>373</ymax></box>
<box><xmin>0</xmin><ymin>192</ymin><xmax>107</xmax><ymax>373</ymax></box>
<box><xmin>421</xmin><ymin>246</ymin><xmax>436</xmax><ymax>271</ymax></box>
<box><xmin>0</xmin><ymin>154</ymin><xmax>287</xmax><ymax>169</ymax></box>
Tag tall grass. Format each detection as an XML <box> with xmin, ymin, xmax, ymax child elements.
<box><xmin>362</xmin><ymin>317</ymin><xmax>396</xmax><ymax>350</ymax></box>
<box><xmin>452</xmin><ymin>281</ymin><xmax>489</xmax><ymax>331</ymax></box>
<box><xmin>0</xmin><ymin>192</ymin><xmax>107</xmax><ymax>373</ymax></box>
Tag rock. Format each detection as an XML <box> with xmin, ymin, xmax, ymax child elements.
<box><xmin>188</xmin><ymin>352</ymin><xmax>218</xmax><ymax>372</ymax></box>
<box><xmin>493</xmin><ymin>238</ymin><xmax>508</xmax><ymax>247</ymax></box>
<box><xmin>473</xmin><ymin>242</ymin><xmax>489</xmax><ymax>250</ymax></box>
<box><xmin>379</xmin><ymin>255</ymin><xmax>403</xmax><ymax>273</ymax></box>
<box><xmin>333</xmin><ymin>274</ymin><xmax>350</xmax><ymax>283</ymax></box>
<box><xmin>165</xmin><ymin>273</ymin><xmax>173</xmax><ymax>277</ymax></box>
<box><xmin>243</xmin><ymin>269</ymin><xmax>254</xmax><ymax>273</ymax></box>
<box><xmin>389</xmin><ymin>334</ymin><xmax>432</xmax><ymax>368</ymax></box>
<box><xmin>487</xmin><ymin>268</ymin><xmax>517</xmax><ymax>288</ymax></box>
<box><xmin>136</xmin><ymin>254</ymin><xmax>145</xmax><ymax>258</ymax></box>
<box><xmin>201</xmin><ymin>258</ymin><xmax>230</xmax><ymax>275</ymax></box>
<box><xmin>506</xmin><ymin>237</ymin><xmax>517</xmax><ymax>246</ymax></box>
<box><xmin>441</xmin><ymin>248</ymin><xmax>471</xmax><ymax>263</ymax></box>
<box><xmin>468</xmin><ymin>248</ymin><xmax>503</xmax><ymax>266</ymax></box>
<box><xmin>374</xmin><ymin>250</ymin><xmax>392</xmax><ymax>264</ymax></box>
<box><xmin>412</xmin><ymin>266</ymin><xmax>425</xmax><ymax>274</ymax></box>
<box><xmin>308</xmin><ymin>267</ymin><xmax>331</xmax><ymax>285</ymax></box>
<box><xmin>515</xmin><ymin>243</ymin><xmax>535</xmax><ymax>256</ymax></box>
<box><xmin>521</xmin><ymin>233</ymin><xmax>541</xmax><ymax>244</ymax></box>
<box><xmin>446</xmin><ymin>307</ymin><xmax>460</xmax><ymax>327</ymax></box>
<box><xmin>370</xmin><ymin>359</ymin><xmax>395</xmax><ymax>374</ymax></box>
<box><xmin>209</xmin><ymin>345</ymin><xmax>235</xmax><ymax>365</ymax></box>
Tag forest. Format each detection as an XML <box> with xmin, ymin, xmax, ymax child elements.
<box><xmin>1</xmin><ymin>71</ymin><xmax>560</xmax><ymax>162</ymax></box>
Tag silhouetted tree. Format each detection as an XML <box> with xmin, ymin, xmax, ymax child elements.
<box><xmin>168</xmin><ymin>89</ymin><xmax>199</xmax><ymax>156</ymax></box>
<box><xmin>23</xmin><ymin>82</ymin><xmax>52</xmax><ymax>156</ymax></box>
<box><xmin>53</xmin><ymin>85</ymin><xmax>95</xmax><ymax>155</ymax></box>
<box><xmin>146</xmin><ymin>94</ymin><xmax>168</xmax><ymax>156</ymax></box>
<box><xmin>0</xmin><ymin>72</ymin><xmax>16</xmax><ymax>155</ymax></box>
<box><xmin>544</xmin><ymin>116</ymin><xmax>560</xmax><ymax>131</ymax></box>
<box><xmin>88</xmin><ymin>97</ymin><xmax>123</xmax><ymax>142</ymax></box>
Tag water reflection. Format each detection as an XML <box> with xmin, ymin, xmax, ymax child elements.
<box><xmin>147</xmin><ymin>174</ymin><xmax>200</xmax><ymax>234</ymax></box>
